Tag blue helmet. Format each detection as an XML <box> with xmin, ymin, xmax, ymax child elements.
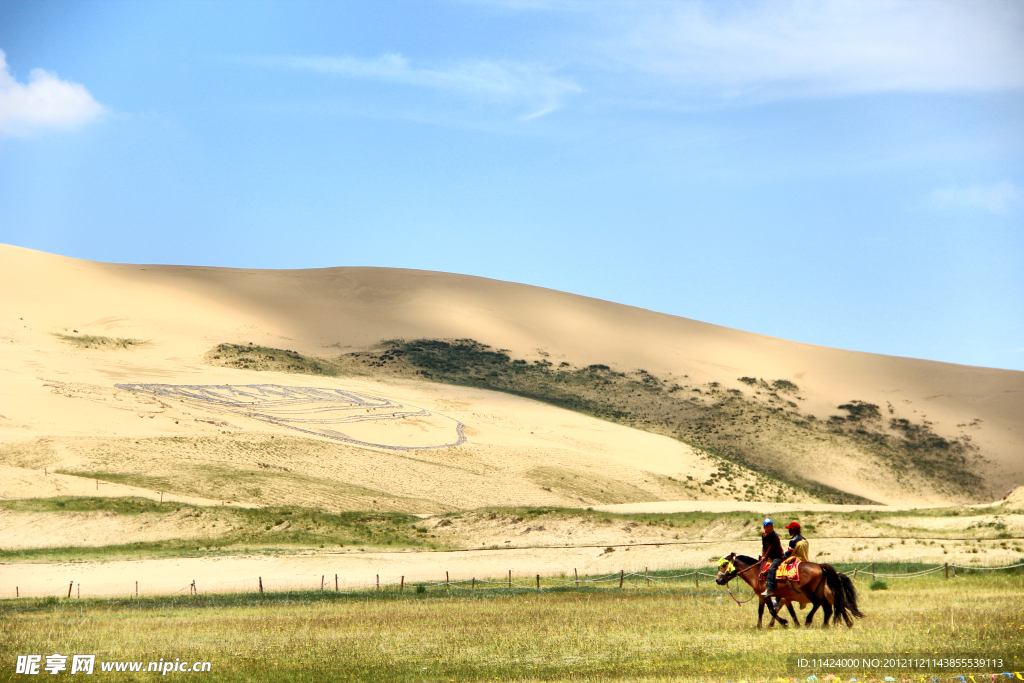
<box><xmin>763</xmin><ymin>518</ymin><xmax>773</xmax><ymax>527</ymax></box>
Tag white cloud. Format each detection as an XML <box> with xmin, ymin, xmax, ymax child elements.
<box><xmin>931</xmin><ymin>181</ymin><xmax>1020</xmax><ymax>215</ymax></box>
<box><xmin>0</xmin><ymin>49</ymin><xmax>105</xmax><ymax>136</ymax></box>
<box><xmin>257</xmin><ymin>53</ymin><xmax>581</xmax><ymax>119</ymax></box>
<box><xmin>602</xmin><ymin>0</ymin><xmax>1024</xmax><ymax>102</ymax></box>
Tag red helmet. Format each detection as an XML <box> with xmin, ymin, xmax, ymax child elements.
<box><xmin>784</xmin><ymin>522</ymin><xmax>801</xmax><ymax>531</ymax></box>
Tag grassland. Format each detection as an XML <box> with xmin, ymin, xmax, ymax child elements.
<box><xmin>3</xmin><ymin>569</ymin><xmax>1021</xmax><ymax>682</ymax></box>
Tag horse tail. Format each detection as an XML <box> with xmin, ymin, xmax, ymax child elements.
<box><xmin>838</xmin><ymin>572</ymin><xmax>865</xmax><ymax>619</ymax></box>
<box><xmin>820</xmin><ymin>564</ymin><xmax>847</xmax><ymax>615</ymax></box>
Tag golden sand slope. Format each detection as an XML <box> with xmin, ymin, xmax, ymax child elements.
<box><xmin>1</xmin><ymin>244</ymin><xmax>1021</xmax><ymax>509</ymax></box>
<box><xmin>1000</xmin><ymin>486</ymin><xmax>1024</xmax><ymax>510</ymax></box>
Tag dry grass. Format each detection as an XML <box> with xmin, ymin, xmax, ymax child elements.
<box><xmin>3</xmin><ymin>572</ymin><xmax>1021</xmax><ymax>682</ymax></box>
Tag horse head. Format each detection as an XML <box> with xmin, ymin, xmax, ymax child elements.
<box><xmin>716</xmin><ymin>552</ymin><xmax>738</xmax><ymax>585</ymax></box>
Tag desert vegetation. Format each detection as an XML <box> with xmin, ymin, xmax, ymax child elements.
<box><xmin>204</xmin><ymin>339</ymin><xmax>991</xmax><ymax>504</ymax></box>
<box><xmin>55</xmin><ymin>333</ymin><xmax>147</xmax><ymax>349</ymax></box>
<box><xmin>207</xmin><ymin>343</ymin><xmax>337</xmax><ymax>375</ymax></box>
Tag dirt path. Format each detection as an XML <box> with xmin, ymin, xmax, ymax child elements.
<box><xmin>4</xmin><ymin>535</ymin><xmax>1020</xmax><ymax>599</ymax></box>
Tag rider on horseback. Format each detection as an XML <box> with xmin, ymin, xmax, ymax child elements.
<box><xmin>784</xmin><ymin>521</ymin><xmax>809</xmax><ymax>562</ymax></box>
<box><xmin>760</xmin><ymin>518</ymin><xmax>785</xmax><ymax>597</ymax></box>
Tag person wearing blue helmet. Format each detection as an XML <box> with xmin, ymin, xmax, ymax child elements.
<box><xmin>759</xmin><ymin>518</ymin><xmax>785</xmax><ymax>597</ymax></box>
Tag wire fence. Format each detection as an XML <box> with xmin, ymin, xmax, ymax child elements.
<box><xmin>5</xmin><ymin>558</ymin><xmax>1023</xmax><ymax>600</ymax></box>
<box><xmin>843</xmin><ymin>559</ymin><xmax>1024</xmax><ymax>584</ymax></box>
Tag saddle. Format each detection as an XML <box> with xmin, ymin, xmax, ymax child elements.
<box><xmin>761</xmin><ymin>558</ymin><xmax>801</xmax><ymax>581</ymax></box>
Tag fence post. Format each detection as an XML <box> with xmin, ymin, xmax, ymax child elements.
<box><xmin>574</xmin><ymin>568</ymin><xmax>579</xmax><ymax>587</ymax></box>
<box><xmin>446</xmin><ymin>571</ymin><xmax>449</xmax><ymax>588</ymax></box>
<box><xmin>376</xmin><ymin>575</ymin><xmax>380</xmax><ymax>591</ymax></box>
<box><xmin>944</xmin><ymin>563</ymin><xmax>948</xmax><ymax>579</ymax></box>
<box><xmin>536</xmin><ymin>574</ymin><xmax>540</xmax><ymax>589</ymax></box>
<box><xmin>852</xmin><ymin>568</ymin><xmax>858</xmax><ymax>580</ymax></box>
<box><xmin>400</xmin><ymin>576</ymin><xmax>404</xmax><ymax>591</ymax></box>
<box><xmin>135</xmin><ymin>581</ymin><xmax>138</xmax><ymax>598</ymax></box>
<box><xmin>160</xmin><ymin>492</ymin><xmax>163</xmax><ymax>504</ymax></box>
<box><xmin>259</xmin><ymin>577</ymin><xmax>263</xmax><ymax>594</ymax></box>
<box><xmin>67</xmin><ymin>582</ymin><xmax>73</xmax><ymax>598</ymax></box>
<box><xmin>472</xmin><ymin>578</ymin><xmax>475</xmax><ymax>589</ymax></box>
<box><xmin>952</xmin><ymin>564</ymin><xmax>956</xmax><ymax>578</ymax></box>
<box><xmin>77</xmin><ymin>583</ymin><xmax>80</xmax><ymax>599</ymax></box>
<box><xmin>871</xmin><ymin>563</ymin><xmax>875</xmax><ymax>581</ymax></box>
<box><xmin>619</xmin><ymin>570</ymin><xmax>624</xmax><ymax>589</ymax></box>
<box><xmin>695</xmin><ymin>570</ymin><xmax>699</xmax><ymax>588</ymax></box>
<box><xmin>508</xmin><ymin>570</ymin><xmax>512</xmax><ymax>589</ymax></box>
<box><xmin>335</xmin><ymin>574</ymin><xmax>338</xmax><ymax>592</ymax></box>
<box><xmin>16</xmin><ymin>587</ymin><xmax>18</xmax><ymax>598</ymax></box>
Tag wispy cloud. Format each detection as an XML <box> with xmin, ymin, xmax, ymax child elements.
<box><xmin>599</xmin><ymin>0</ymin><xmax>1024</xmax><ymax>103</ymax></box>
<box><xmin>0</xmin><ymin>49</ymin><xmax>105</xmax><ymax>137</ymax></box>
<box><xmin>255</xmin><ymin>53</ymin><xmax>581</xmax><ymax>120</ymax></box>
<box><xmin>931</xmin><ymin>181</ymin><xmax>1020</xmax><ymax>215</ymax></box>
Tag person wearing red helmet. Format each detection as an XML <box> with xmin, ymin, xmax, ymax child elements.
<box><xmin>784</xmin><ymin>521</ymin><xmax>809</xmax><ymax>562</ymax></box>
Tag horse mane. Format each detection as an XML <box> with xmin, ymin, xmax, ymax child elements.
<box><xmin>736</xmin><ymin>555</ymin><xmax>758</xmax><ymax>565</ymax></box>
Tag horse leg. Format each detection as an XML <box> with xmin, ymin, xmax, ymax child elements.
<box><xmin>765</xmin><ymin>600</ymin><xmax>779</xmax><ymax>628</ymax></box>
<box><xmin>757</xmin><ymin>600</ymin><xmax>765</xmax><ymax>629</ymax></box>
<box><xmin>805</xmin><ymin>600</ymin><xmax>820</xmax><ymax>627</ymax></box>
<box><xmin>766</xmin><ymin>597</ymin><xmax>786</xmax><ymax>627</ymax></box>
<box><xmin>821</xmin><ymin>600</ymin><xmax>834</xmax><ymax>627</ymax></box>
<box><xmin>786</xmin><ymin>600</ymin><xmax>800</xmax><ymax>628</ymax></box>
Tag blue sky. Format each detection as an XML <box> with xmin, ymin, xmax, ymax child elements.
<box><xmin>1</xmin><ymin>0</ymin><xmax>1022</xmax><ymax>370</ymax></box>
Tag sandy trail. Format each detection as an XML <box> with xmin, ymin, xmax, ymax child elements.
<box><xmin>4</xmin><ymin>535</ymin><xmax>1021</xmax><ymax>599</ymax></box>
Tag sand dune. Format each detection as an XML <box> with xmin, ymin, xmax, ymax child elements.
<box><xmin>1</xmin><ymin>243</ymin><xmax>1022</xmax><ymax>510</ymax></box>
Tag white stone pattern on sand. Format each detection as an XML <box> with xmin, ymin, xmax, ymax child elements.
<box><xmin>114</xmin><ymin>384</ymin><xmax>467</xmax><ymax>451</ymax></box>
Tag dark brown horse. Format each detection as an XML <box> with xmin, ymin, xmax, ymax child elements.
<box><xmin>716</xmin><ymin>553</ymin><xmax>863</xmax><ymax>628</ymax></box>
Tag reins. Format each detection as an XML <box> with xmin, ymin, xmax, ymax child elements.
<box><xmin>726</xmin><ymin>586</ymin><xmax>758</xmax><ymax>605</ymax></box>
<box><xmin>720</xmin><ymin>560</ymin><xmax>764</xmax><ymax>606</ymax></box>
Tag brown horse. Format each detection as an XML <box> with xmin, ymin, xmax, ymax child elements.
<box><xmin>716</xmin><ymin>553</ymin><xmax>863</xmax><ymax>628</ymax></box>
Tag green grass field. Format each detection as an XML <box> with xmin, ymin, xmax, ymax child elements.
<box><xmin>3</xmin><ymin>569</ymin><xmax>1021</xmax><ymax>682</ymax></box>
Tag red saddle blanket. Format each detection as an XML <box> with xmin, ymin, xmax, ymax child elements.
<box><xmin>762</xmin><ymin>559</ymin><xmax>801</xmax><ymax>581</ymax></box>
